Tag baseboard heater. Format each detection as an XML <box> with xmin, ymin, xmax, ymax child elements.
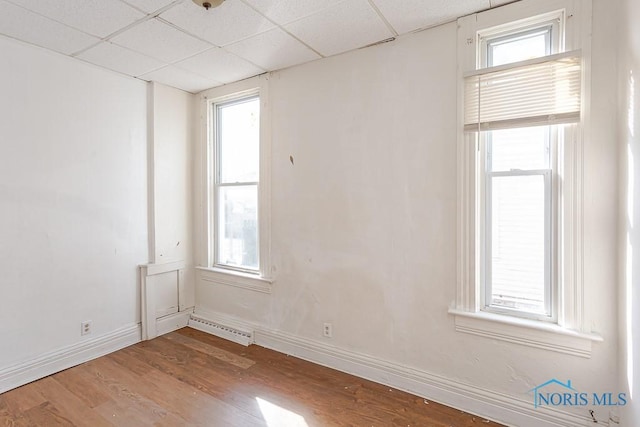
<box><xmin>188</xmin><ymin>315</ymin><xmax>253</xmax><ymax>346</ymax></box>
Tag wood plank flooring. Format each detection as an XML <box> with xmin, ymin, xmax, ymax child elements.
<box><xmin>0</xmin><ymin>328</ymin><xmax>505</xmax><ymax>426</ymax></box>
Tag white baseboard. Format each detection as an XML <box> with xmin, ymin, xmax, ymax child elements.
<box><xmin>191</xmin><ymin>308</ymin><xmax>594</xmax><ymax>427</ymax></box>
<box><xmin>157</xmin><ymin>310</ymin><xmax>193</xmax><ymax>337</ymax></box>
<box><xmin>0</xmin><ymin>323</ymin><xmax>141</xmax><ymax>394</ymax></box>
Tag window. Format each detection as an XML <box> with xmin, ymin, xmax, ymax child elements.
<box><xmin>483</xmin><ymin>125</ymin><xmax>555</xmax><ymax>320</ymax></box>
<box><xmin>479</xmin><ymin>22</ymin><xmax>561</xmax><ymax>321</ymax></box>
<box><xmin>450</xmin><ymin>0</ymin><xmax>602</xmax><ymax>357</ymax></box>
<box><xmin>213</xmin><ymin>95</ymin><xmax>260</xmax><ymax>272</ymax></box>
<box><xmin>196</xmin><ymin>76</ymin><xmax>272</xmax><ymax>293</ymax></box>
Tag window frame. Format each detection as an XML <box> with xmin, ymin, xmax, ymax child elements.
<box><xmin>196</xmin><ymin>75</ymin><xmax>272</xmax><ymax>293</ymax></box>
<box><xmin>211</xmin><ymin>93</ymin><xmax>261</xmax><ymax>273</ymax></box>
<box><xmin>478</xmin><ymin>13</ymin><xmax>561</xmax><ymax>68</ymax></box>
<box><xmin>479</xmin><ymin>23</ymin><xmax>559</xmax><ymax>322</ymax></box>
<box><xmin>450</xmin><ymin>0</ymin><xmax>602</xmax><ymax>357</ymax></box>
<box><xmin>482</xmin><ymin>135</ymin><xmax>555</xmax><ymax>321</ymax></box>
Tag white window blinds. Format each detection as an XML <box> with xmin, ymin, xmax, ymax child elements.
<box><xmin>464</xmin><ymin>51</ymin><xmax>582</xmax><ymax>132</ymax></box>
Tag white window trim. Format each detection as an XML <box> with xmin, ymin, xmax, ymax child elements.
<box><xmin>195</xmin><ymin>74</ymin><xmax>272</xmax><ymax>293</ymax></box>
<box><xmin>450</xmin><ymin>0</ymin><xmax>601</xmax><ymax>357</ymax></box>
<box><xmin>195</xmin><ymin>266</ymin><xmax>273</xmax><ymax>294</ymax></box>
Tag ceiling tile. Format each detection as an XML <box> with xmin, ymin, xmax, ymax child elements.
<box><xmin>241</xmin><ymin>0</ymin><xmax>346</xmax><ymax>25</ymax></box>
<box><xmin>175</xmin><ymin>47</ymin><xmax>264</xmax><ymax>84</ymax></box>
<box><xmin>489</xmin><ymin>0</ymin><xmax>518</xmax><ymax>7</ymax></box>
<box><xmin>77</xmin><ymin>41</ymin><xmax>166</xmax><ymax>77</ymax></box>
<box><xmin>226</xmin><ymin>27</ymin><xmax>320</xmax><ymax>71</ymax></box>
<box><xmin>111</xmin><ymin>18</ymin><xmax>211</xmax><ymax>63</ymax></box>
<box><xmin>159</xmin><ymin>0</ymin><xmax>274</xmax><ymax>47</ymax></box>
<box><xmin>371</xmin><ymin>0</ymin><xmax>490</xmax><ymax>34</ymax></box>
<box><xmin>139</xmin><ymin>64</ymin><xmax>220</xmax><ymax>93</ymax></box>
<box><xmin>5</xmin><ymin>0</ymin><xmax>145</xmax><ymax>38</ymax></box>
<box><xmin>0</xmin><ymin>1</ymin><xmax>99</xmax><ymax>55</ymax></box>
<box><xmin>121</xmin><ymin>0</ymin><xmax>178</xmax><ymax>14</ymax></box>
<box><xmin>285</xmin><ymin>0</ymin><xmax>393</xmax><ymax>57</ymax></box>
<box><xmin>0</xmin><ymin>0</ymin><xmax>515</xmax><ymax>93</ymax></box>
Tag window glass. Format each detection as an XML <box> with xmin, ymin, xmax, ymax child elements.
<box><xmin>214</xmin><ymin>94</ymin><xmax>260</xmax><ymax>272</ymax></box>
<box><xmin>489</xmin><ymin>174</ymin><xmax>547</xmax><ymax>314</ymax></box>
<box><xmin>218</xmin><ymin>97</ymin><xmax>259</xmax><ymax>184</ymax></box>
<box><xmin>217</xmin><ymin>185</ymin><xmax>258</xmax><ymax>270</ymax></box>
<box><xmin>489</xmin><ymin>127</ymin><xmax>549</xmax><ymax>172</ymax></box>
<box><xmin>487</xmin><ymin>27</ymin><xmax>551</xmax><ymax>66</ymax></box>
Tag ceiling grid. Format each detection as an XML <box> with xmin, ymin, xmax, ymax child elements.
<box><xmin>0</xmin><ymin>0</ymin><xmax>514</xmax><ymax>93</ymax></box>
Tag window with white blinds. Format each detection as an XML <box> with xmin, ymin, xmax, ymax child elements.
<box><xmin>451</xmin><ymin>0</ymin><xmax>599</xmax><ymax>355</ymax></box>
<box><xmin>472</xmin><ymin>18</ymin><xmax>576</xmax><ymax>320</ymax></box>
<box><xmin>464</xmin><ymin>51</ymin><xmax>582</xmax><ymax>132</ymax></box>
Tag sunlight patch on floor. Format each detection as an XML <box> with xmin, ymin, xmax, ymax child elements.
<box><xmin>256</xmin><ymin>397</ymin><xmax>309</xmax><ymax>427</ymax></box>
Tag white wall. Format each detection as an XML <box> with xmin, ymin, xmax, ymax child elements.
<box><xmin>143</xmin><ymin>82</ymin><xmax>196</xmax><ymax>325</ymax></box>
<box><xmin>0</xmin><ymin>0</ymin><xmax>624</xmax><ymax>423</ymax></box>
<box><xmin>0</xmin><ymin>36</ymin><xmax>148</xmax><ymax>369</ymax></box>
<box><xmin>195</xmin><ymin>1</ymin><xmax>620</xmax><ymax>425</ymax></box>
<box><xmin>618</xmin><ymin>0</ymin><xmax>640</xmax><ymax>424</ymax></box>
<box><xmin>149</xmin><ymin>82</ymin><xmax>195</xmax><ymax>267</ymax></box>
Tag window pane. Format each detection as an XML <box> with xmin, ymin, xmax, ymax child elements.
<box><xmin>489</xmin><ymin>127</ymin><xmax>549</xmax><ymax>172</ymax></box>
<box><xmin>489</xmin><ymin>174</ymin><xmax>546</xmax><ymax>314</ymax></box>
<box><xmin>488</xmin><ymin>28</ymin><xmax>550</xmax><ymax>66</ymax></box>
<box><xmin>217</xmin><ymin>185</ymin><xmax>258</xmax><ymax>270</ymax></box>
<box><xmin>218</xmin><ymin>97</ymin><xmax>259</xmax><ymax>183</ymax></box>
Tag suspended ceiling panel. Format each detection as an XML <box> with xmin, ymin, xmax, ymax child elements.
<box><xmin>284</xmin><ymin>0</ymin><xmax>393</xmax><ymax>57</ymax></box>
<box><xmin>76</xmin><ymin>41</ymin><xmax>166</xmax><ymax>77</ymax></box>
<box><xmin>0</xmin><ymin>1</ymin><xmax>99</xmax><ymax>55</ymax></box>
<box><xmin>110</xmin><ymin>18</ymin><xmax>211</xmax><ymax>63</ymax></box>
<box><xmin>371</xmin><ymin>0</ymin><xmax>491</xmax><ymax>34</ymax></box>
<box><xmin>242</xmin><ymin>0</ymin><xmax>347</xmax><ymax>25</ymax></box>
<box><xmin>6</xmin><ymin>0</ymin><xmax>145</xmax><ymax>37</ymax></box>
<box><xmin>175</xmin><ymin>46</ymin><xmax>265</xmax><ymax>84</ymax></box>
<box><xmin>225</xmin><ymin>27</ymin><xmax>320</xmax><ymax>71</ymax></box>
<box><xmin>159</xmin><ymin>0</ymin><xmax>275</xmax><ymax>47</ymax></box>
<box><xmin>123</xmin><ymin>0</ymin><xmax>177</xmax><ymax>13</ymax></box>
<box><xmin>0</xmin><ymin>0</ymin><xmax>517</xmax><ymax>93</ymax></box>
<box><xmin>140</xmin><ymin>64</ymin><xmax>221</xmax><ymax>92</ymax></box>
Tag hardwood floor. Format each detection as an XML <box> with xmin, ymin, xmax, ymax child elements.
<box><xmin>0</xmin><ymin>328</ymin><xmax>505</xmax><ymax>426</ymax></box>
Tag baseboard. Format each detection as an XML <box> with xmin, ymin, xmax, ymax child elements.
<box><xmin>157</xmin><ymin>310</ymin><xmax>193</xmax><ymax>337</ymax></box>
<box><xmin>191</xmin><ymin>308</ymin><xmax>594</xmax><ymax>427</ymax></box>
<box><xmin>255</xmin><ymin>329</ymin><xmax>597</xmax><ymax>427</ymax></box>
<box><xmin>0</xmin><ymin>323</ymin><xmax>141</xmax><ymax>394</ymax></box>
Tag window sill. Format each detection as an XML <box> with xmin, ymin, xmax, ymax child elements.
<box><xmin>196</xmin><ymin>266</ymin><xmax>272</xmax><ymax>294</ymax></box>
<box><xmin>448</xmin><ymin>308</ymin><xmax>602</xmax><ymax>358</ymax></box>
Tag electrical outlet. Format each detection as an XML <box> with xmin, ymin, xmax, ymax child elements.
<box><xmin>323</xmin><ymin>323</ymin><xmax>332</xmax><ymax>338</ymax></box>
<box><xmin>81</xmin><ymin>320</ymin><xmax>92</xmax><ymax>336</ymax></box>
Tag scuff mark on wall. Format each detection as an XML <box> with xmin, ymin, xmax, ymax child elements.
<box><xmin>507</xmin><ymin>364</ymin><xmax>536</xmax><ymax>390</ymax></box>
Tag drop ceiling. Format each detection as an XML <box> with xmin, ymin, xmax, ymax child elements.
<box><xmin>0</xmin><ymin>0</ymin><xmax>515</xmax><ymax>94</ymax></box>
